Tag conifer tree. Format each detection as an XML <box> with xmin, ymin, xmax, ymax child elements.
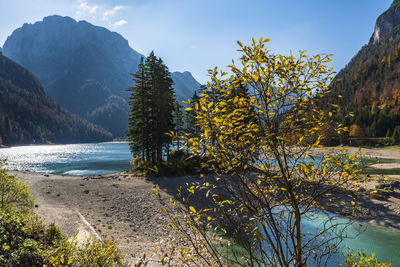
<box><xmin>126</xmin><ymin>57</ymin><xmax>151</xmax><ymax>160</ymax></box>
<box><xmin>127</xmin><ymin>52</ymin><xmax>175</xmax><ymax>165</ymax></box>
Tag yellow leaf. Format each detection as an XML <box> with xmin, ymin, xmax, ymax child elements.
<box><xmin>189</xmin><ymin>206</ymin><xmax>196</xmax><ymax>213</ymax></box>
<box><xmin>351</xmin><ymin>201</ymin><xmax>355</xmax><ymax>206</ymax></box>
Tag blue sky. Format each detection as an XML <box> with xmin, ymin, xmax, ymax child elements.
<box><xmin>0</xmin><ymin>0</ymin><xmax>393</xmax><ymax>83</ymax></box>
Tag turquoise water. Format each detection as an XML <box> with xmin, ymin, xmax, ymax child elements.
<box><xmin>0</xmin><ymin>142</ymin><xmax>132</xmax><ymax>175</ymax></box>
<box><xmin>0</xmin><ymin>142</ymin><xmax>400</xmax><ymax>264</ymax></box>
<box><xmin>300</xmin><ymin>212</ymin><xmax>400</xmax><ymax>265</ymax></box>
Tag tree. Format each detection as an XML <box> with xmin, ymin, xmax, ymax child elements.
<box><xmin>173</xmin><ymin>101</ymin><xmax>184</xmax><ymax>149</ymax></box>
<box><xmin>155</xmin><ymin>38</ymin><xmax>366</xmax><ymax>266</ymax></box>
<box><xmin>126</xmin><ymin>52</ymin><xmax>176</xmax><ymax>166</ymax></box>
<box><xmin>184</xmin><ymin>91</ymin><xmax>201</xmax><ymax>138</ymax></box>
<box><xmin>126</xmin><ymin>57</ymin><xmax>151</xmax><ymax>161</ymax></box>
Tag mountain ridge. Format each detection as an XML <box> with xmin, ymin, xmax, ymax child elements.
<box><xmin>3</xmin><ymin>15</ymin><xmax>200</xmax><ymax>138</ymax></box>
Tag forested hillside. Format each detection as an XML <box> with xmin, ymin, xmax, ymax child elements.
<box><xmin>0</xmin><ymin>53</ymin><xmax>112</xmax><ymax>145</ymax></box>
<box><xmin>325</xmin><ymin>0</ymin><xmax>400</xmax><ymax>141</ymax></box>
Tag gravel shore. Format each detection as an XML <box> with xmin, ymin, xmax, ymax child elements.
<box><xmin>11</xmin><ymin>171</ymin><xmax>201</xmax><ymax>264</ymax></box>
<box><xmin>8</xmin><ymin>146</ymin><xmax>400</xmax><ymax>264</ymax></box>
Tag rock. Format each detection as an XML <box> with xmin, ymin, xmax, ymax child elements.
<box><xmin>83</xmin><ymin>190</ymin><xmax>90</xmax><ymax>194</ymax></box>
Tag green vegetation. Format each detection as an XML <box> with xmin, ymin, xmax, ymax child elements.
<box><xmin>0</xmin><ymin>165</ymin><xmax>128</xmax><ymax>266</ymax></box>
<box><xmin>0</xmin><ymin>166</ymin><xmax>33</xmax><ymax>212</ymax></box>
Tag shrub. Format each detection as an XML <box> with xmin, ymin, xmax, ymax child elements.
<box><xmin>0</xmin><ymin>210</ymin><xmax>63</xmax><ymax>266</ymax></box>
<box><xmin>49</xmin><ymin>237</ymin><xmax>129</xmax><ymax>267</ymax></box>
<box><xmin>344</xmin><ymin>251</ymin><xmax>391</xmax><ymax>266</ymax></box>
<box><xmin>0</xmin><ymin>166</ymin><xmax>34</xmax><ymax>212</ymax></box>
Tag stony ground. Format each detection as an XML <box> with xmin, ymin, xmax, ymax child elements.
<box><xmin>9</xmin><ymin>146</ymin><xmax>400</xmax><ymax>265</ymax></box>
<box><xmin>12</xmin><ymin>171</ymin><xmax>200</xmax><ymax>265</ymax></box>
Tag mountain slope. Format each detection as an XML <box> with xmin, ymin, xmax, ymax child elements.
<box><xmin>325</xmin><ymin>0</ymin><xmax>400</xmax><ymax>139</ymax></box>
<box><xmin>2</xmin><ymin>15</ymin><xmax>200</xmax><ymax>137</ymax></box>
<box><xmin>0</xmin><ymin>53</ymin><xmax>112</xmax><ymax>145</ymax></box>
<box><xmin>171</xmin><ymin>71</ymin><xmax>201</xmax><ymax>101</ymax></box>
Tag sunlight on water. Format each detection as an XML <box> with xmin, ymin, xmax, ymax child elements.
<box><xmin>0</xmin><ymin>142</ymin><xmax>132</xmax><ymax>175</ymax></box>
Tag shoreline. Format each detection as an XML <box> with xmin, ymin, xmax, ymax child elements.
<box><xmin>5</xmin><ymin>145</ymin><xmax>400</xmax><ymax>263</ymax></box>
<box><xmin>12</xmin><ymin>167</ymin><xmax>400</xmax><ymax>229</ymax></box>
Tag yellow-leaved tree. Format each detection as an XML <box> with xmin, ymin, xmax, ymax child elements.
<box><xmin>150</xmin><ymin>38</ymin><xmax>385</xmax><ymax>267</ymax></box>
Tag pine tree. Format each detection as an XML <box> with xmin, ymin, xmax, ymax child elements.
<box><xmin>126</xmin><ymin>57</ymin><xmax>151</xmax><ymax>160</ymax></box>
<box><xmin>127</xmin><ymin>52</ymin><xmax>176</xmax><ymax>165</ymax></box>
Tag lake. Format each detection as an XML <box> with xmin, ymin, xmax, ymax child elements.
<box><xmin>0</xmin><ymin>142</ymin><xmax>399</xmax><ymax>265</ymax></box>
<box><xmin>0</xmin><ymin>142</ymin><xmax>132</xmax><ymax>175</ymax></box>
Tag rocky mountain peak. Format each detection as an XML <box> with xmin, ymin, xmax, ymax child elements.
<box><xmin>373</xmin><ymin>0</ymin><xmax>400</xmax><ymax>43</ymax></box>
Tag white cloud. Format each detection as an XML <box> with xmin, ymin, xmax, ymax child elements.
<box><xmin>89</xmin><ymin>5</ymin><xmax>98</xmax><ymax>14</ymax></box>
<box><xmin>103</xmin><ymin>5</ymin><xmax>125</xmax><ymax>19</ymax></box>
<box><xmin>77</xmin><ymin>1</ymin><xmax>98</xmax><ymax>15</ymax></box>
<box><xmin>111</xmin><ymin>19</ymin><xmax>128</xmax><ymax>29</ymax></box>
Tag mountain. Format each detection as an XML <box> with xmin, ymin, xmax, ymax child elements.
<box><xmin>0</xmin><ymin>53</ymin><xmax>112</xmax><ymax>145</ymax></box>
<box><xmin>171</xmin><ymin>71</ymin><xmax>201</xmax><ymax>102</ymax></box>
<box><xmin>325</xmin><ymin>0</ymin><xmax>400</xmax><ymax>139</ymax></box>
<box><xmin>2</xmin><ymin>15</ymin><xmax>200</xmax><ymax>137</ymax></box>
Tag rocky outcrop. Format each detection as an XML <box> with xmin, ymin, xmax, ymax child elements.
<box><xmin>373</xmin><ymin>0</ymin><xmax>400</xmax><ymax>43</ymax></box>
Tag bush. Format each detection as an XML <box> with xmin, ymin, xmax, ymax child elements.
<box><xmin>0</xmin><ymin>166</ymin><xmax>34</xmax><ymax>212</ymax></box>
<box><xmin>0</xmin><ymin>210</ymin><xmax>63</xmax><ymax>266</ymax></box>
<box><xmin>49</xmin><ymin>237</ymin><xmax>129</xmax><ymax>266</ymax></box>
<box><xmin>344</xmin><ymin>251</ymin><xmax>391</xmax><ymax>266</ymax></box>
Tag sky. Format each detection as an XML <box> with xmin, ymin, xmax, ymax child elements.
<box><xmin>0</xmin><ymin>0</ymin><xmax>393</xmax><ymax>84</ymax></box>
